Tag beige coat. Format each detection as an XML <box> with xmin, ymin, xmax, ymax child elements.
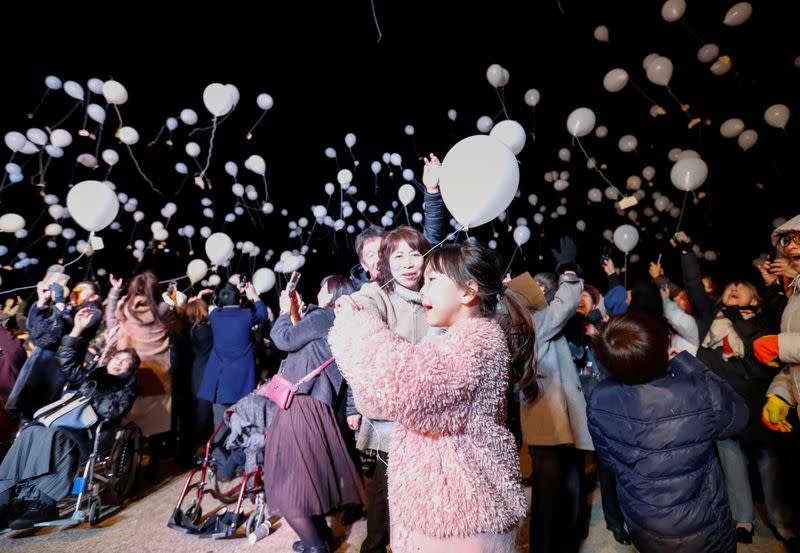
<box><xmin>105</xmin><ymin>288</ymin><xmax>172</xmax><ymax>436</ymax></box>
<box><xmin>348</xmin><ymin>282</ymin><xmax>431</xmax><ymax>453</ymax></box>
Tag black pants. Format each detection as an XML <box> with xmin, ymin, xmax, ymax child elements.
<box><xmin>597</xmin><ymin>459</ymin><xmax>625</xmax><ymax>532</ymax></box>
<box><xmin>361</xmin><ymin>450</ymin><xmax>389</xmax><ymax>553</ymax></box>
<box><xmin>529</xmin><ymin>445</ymin><xmax>586</xmax><ymax>553</ymax></box>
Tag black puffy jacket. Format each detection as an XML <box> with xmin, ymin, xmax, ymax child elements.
<box><xmin>588</xmin><ymin>352</ymin><xmax>748</xmax><ymax>553</ymax></box>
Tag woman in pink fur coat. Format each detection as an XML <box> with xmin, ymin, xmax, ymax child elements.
<box><xmin>329</xmin><ymin>240</ymin><xmax>533</xmax><ymax>553</ymax></box>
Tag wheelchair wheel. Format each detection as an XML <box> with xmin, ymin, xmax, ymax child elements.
<box><xmin>185</xmin><ymin>498</ymin><xmax>202</xmax><ymax>525</ymax></box>
<box><xmin>245</xmin><ymin>504</ymin><xmax>269</xmax><ymax>540</ymax></box>
<box><xmin>88</xmin><ymin>499</ymin><xmax>100</xmax><ymax>526</ymax></box>
<box><xmin>105</xmin><ymin>424</ymin><xmax>142</xmax><ymax>505</ymax></box>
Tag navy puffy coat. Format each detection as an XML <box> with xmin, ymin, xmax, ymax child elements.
<box><xmin>587</xmin><ymin>352</ymin><xmax>748</xmax><ymax>553</ymax></box>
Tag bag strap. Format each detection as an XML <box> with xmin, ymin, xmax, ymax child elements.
<box><xmin>294</xmin><ymin>357</ymin><xmax>335</xmax><ymax>386</ymax></box>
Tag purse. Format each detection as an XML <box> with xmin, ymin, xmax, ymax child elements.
<box><xmin>260</xmin><ymin>357</ymin><xmax>335</xmax><ymax>410</ymax></box>
<box><xmin>33</xmin><ymin>390</ymin><xmax>99</xmax><ymax>430</ymax></box>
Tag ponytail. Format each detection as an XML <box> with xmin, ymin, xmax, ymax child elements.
<box><xmin>497</xmin><ymin>287</ymin><xmax>538</xmax><ymax>402</ymax></box>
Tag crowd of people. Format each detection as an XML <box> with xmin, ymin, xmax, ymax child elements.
<box><xmin>0</xmin><ymin>165</ymin><xmax>798</xmax><ymax>552</ymax></box>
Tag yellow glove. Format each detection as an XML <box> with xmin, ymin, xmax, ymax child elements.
<box><xmin>762</xmin><ymin>394</ymin><xmax>793</xmax><ymax>432</ymax></box>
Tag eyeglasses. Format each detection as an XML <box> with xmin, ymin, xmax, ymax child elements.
<box><xmin>778</xmin><ymin>232</ymin><xmax>800</xmax><ymax>247</ymax></box>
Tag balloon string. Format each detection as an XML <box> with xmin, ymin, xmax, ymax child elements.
<box><xmin>0</xmin><ymin>284</ymin><xmax>38</xmax><ymax>296</ymax></box>
<box><xmin>159</xmin><ymin>274</ymin><xmax>189</xmax><ymax>285</ymax></box>
<box><xmin>369</xmin><ymin>0</ymin><xmax>383</xmax><ymax>43</ymax></box>
<box><xmin>494</xmin><ymin>88</ymin><xmax>509</xmax><ymax>120</ymax></box>
<box><xmin>628</xmin><ymin>79</ymin><xmax>660</xmax><ymax>108</ymax></box>
<box><xmin>199</xmin><ymin>117</ymin><xmax>218</xmax><ymax>178</ymax></box>
<box><xmin>110</xmin><ymin>103</ymin><xmax>160</xmax><ymax>196</ymax></box>
<box><xmin>503</xmin><ymin>245</ymin><xmax>519</xmax><ymax>277</ymax></box>
<box><xmin>148</xmin><ymin>124</ymin><xmax>166</xmax><ymax>148</ymax></box>
<box><xmin>378</xmin><ymin>224</ymin><xmax>465</xmax><ymax>291</ymax></box>
<box><xmin>404</xmin><ymin>205</ymin><xmax>410</xmax><ymax>226</ymax></box>
<box><xmin>189</xmin><ymin>111</ymin><xmax>233</xmax><ymax>136</ymax></box>
<box><xmin>666</xmin><ymin>87</ymin><xmax>692</xmax><ymax>120</ymax></box>
<box><xmin>679</xmin><ymin>20</ymin><xmax>706</xmax><ymax>46</ymax></box>
<box><xmin>674</xmin><ymin>191</ymin><xmax>689</xmax><ymax>236</ymax></box>
<box><xmin>63</xmin><ymin>250</ymin><xmax>86</xmax><ymax>269</ymax></box>
<box><xmin>246</xmin><ymin>111</ymin><xmax>268</xmax><ymax>140</ymax></box>
<box><xmin>573</xmin><ymin>137</ymin><xmax>625</xmax><ymax>198</ymax></box>
<box><xmin>49</xmin><ymin>101</ymin><xmax>82</xmax><ymax>130</ymax></box>
<box><xmin>262</xmin><ymin>174</ymin><xmax>269</xmax><ymax>201</ymax></box>
<box><xmin>27</xmin><ymin>89</ymin><xmax>50</xmax><ymax>120</ymax></box>
<box><xmin>624</xmin><ymin>252</ymin><xmax>628</xmax><ymax>289</ymax></box>
<box><xmin>93</xmin><ymin>122</ymin><xmax>105</xmax><ymax>158</ymax></box>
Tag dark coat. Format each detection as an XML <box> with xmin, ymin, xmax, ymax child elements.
<box><xmin>269</xmin><ymin>305</ymin><xmax>341</xmax><ymax>408</ymax></box>
<box><xmin>0</xmin><ymin>327</ymin><xmax>25</xmax><ymax>402</ymax></box>
<box><xmin>199</xmin><ymin>301</ymin><xmax>269</xmax><ymax>404</ymax></box>
<box><xmin>189</xmin><ymin>322</ymin><xmax>213</xmax><ymax>397</ymax></box>
<box><xmin>588</xmin><ymin>352</ymin><xmax>748</xmax><ymax>553</ymax></box>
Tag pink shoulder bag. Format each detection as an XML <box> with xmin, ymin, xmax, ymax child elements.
<box><xmin>260</xmin><ymin>357</ymin><xmax>335</xmax><ymax>410</ymax></box>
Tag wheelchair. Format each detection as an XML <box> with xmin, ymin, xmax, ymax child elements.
<box><xmin>34</xmin><ymin>419</ymin><xmax>143</xmax><ymax>528</ymax></box>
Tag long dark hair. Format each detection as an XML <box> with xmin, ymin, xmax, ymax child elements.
<box><xmin>425</xmin><ymin>240</ymin><xmax>538</xmax><ymax>401</ymax></box>
<box><xmin>377</xmin><ymin>226</ymin><xmax>431</xmax><ymax>292</ymax></box>
<box><xmin>126</xmin><ymin>271</ymin><xmax>170</xmax><ymax>327</ymax></box>
<box><xmin>320</xmin><ymin>274</ymin><xmax>356</xmax><ymax>308</ymax></box>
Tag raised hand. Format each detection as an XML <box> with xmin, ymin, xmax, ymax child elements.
<box><xmin>422</xmin><ymin>153</ymin><xmax>441</xmax><ymax>192</ymax></box>
<box><xmin>109</xmin><ymin>273</ymin><xmax>124</xmax><ymax>291</ymax></box>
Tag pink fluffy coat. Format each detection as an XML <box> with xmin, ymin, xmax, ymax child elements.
<box><xmin>328</xmin><ymin>312</ymin><xmax>527</xmax><ymax>552</ymax></box>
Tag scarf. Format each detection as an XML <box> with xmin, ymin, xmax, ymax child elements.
<box><xmin>701</xmin><ymin>307</ymin><xmax>755</xmax><ymax>360</ymax></box>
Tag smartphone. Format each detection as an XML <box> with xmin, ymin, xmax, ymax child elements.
<box><xmin>661</xmin><ymin>283</ymin><xmax>669</xmax><ymax>290</ymax></box>
<box><xmin>239</xmin><ymin>273</ymin><xmax>249</xmax><ymax>286</ymax></box>
<box><xmin>286</xmin><ymin>271</ymin><xmax>301</xmax><ymax>292</ymax></box>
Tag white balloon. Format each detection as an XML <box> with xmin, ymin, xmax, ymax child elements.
<box><xmin>595</xmin><ymin>125</ymin><xmax>608</xmax><ymax>138</ymax></box>
<box><xmin>618</xmin><ymin>134</ymin><xmax>638</xmax><ymax>152</ymax></box>
<box><xmin>25</xmin><ymin>128</ymin><xmax>48</xmax><ymax>146</ymax></box>
<box><xmin>324</xmin><ymin>147</ymin><xmax>336</xmax><ymax>159</ymax></box>
<box><xmin>723</xmin><ymin>2</ymin><xmax>752</xmax><ymax>26</ymax></box>
<box><xmin>0</xmin><ymin>213</ymin><xmax>25</xmax><ymax>232</ymax></box>
<box><xmin>208</xmin><ymin>275</ymin><xmax>221</xmax><ymax>287</ymax></box>
<box><xmin>45</xmin><ymin>223</ymin><xmax>62</xmax><ymax>237</ymax></box>
<box><xmin>203</xmin><ymin>83</ymin><xmax>235</xmax><ymax>117</ymax></box>
<box><xmin>661</xmin><ymin>0</ymin><xmax>686</xmax><ymax>22</ymax></box>
<box><xmin>77</xmin><ymin>153</ymin><xmax>98</xmax><ymax>168</ymax></box>
<box><xmin>576</xmin><ymin>220</ymin><xmax>586</xmax><ymax>232</ymax></box>
<box><xmin>166</xmin><ymin>117</ymin><xmax>178</xmax><ymax>131</ymax></box>
<box><xmin>45</xmin><ymin>75</ymin><xmax>63</xmax><ymax>90</ymax></box>
<box><xmin>670</xmin><ymin>158</ymin><xmax>708</xmax><ymax>191</ymax></box>
<box><xmin>86</xmin><ymin>78</ymin><xmax>104</xmax><ymax>95</ymax></box>
<box><xmin>180</xmin><ymin>109</ymin><xmax>198</xmax><ymax>126</ymax></box>
<box><xmin>524</xmin><ymin>89</ymin><xmax>541</xmax><ymax>107</ymax></box>
<box><xmin>14</xmin><ymin>229</ymin><xmax>28</xmax><ymax>239</ymax></box>
<box><xmin>476</xmin><ymin>116</ymin><xmax>494</xmax><ymax>133</ymax></box>
<box><xmin>439</xmin><ymin>135</ymin><xmax>519</xmax><ymax>227</ymax></box>
<box><xmin>697</xmin><ymin>43</ymin><xmax>720</xmax><ymax>63</ymax></box>
<box><xmin>489</xmin><ymin>120</ymin><xmax>526</xmax><ymax>155</ymax></box>
<box><xmin>710</xmin><ymin>56</ymin><xmax>732</xmax><ymax>76</ymax></box>
<box><xmin>594</xmin><ymin>25</ymin><xmax>609</xmax><ymax>42</ymax></box>
<box><xmin>764</xmin><ymin>104</ymin><xmax>790</xmax><ymax>129</ymax></box>
<box><xmin>676</xmin><ymin>149</ymin><xmax>700</xmax><ymax>160</ymax></box>
<box><xmin>404</xmin><ymin>125</ymin><xmax>415</xmax><ymax>136</ymax></box>
<box><xmin>117</xmin><ymin>126</ymin><xmax>139</xmax><ymax>145</ymax></box>
<box><xmin>44</xmin><ymin>194</ymin><xmax>59</xmax><ymax>205</ymax></box>
<box><xmin>344</xmin><ymin>133</ymin><xmax>356</xmax><ymax>148</ymax></box>
<box><xmin>153</xmin><ymin>229</ymin><xmax>169</xmax><ymax>241</ymax></box>
<box><xmin>225</xmin><ymin>84</ymin><xmax>240</xmax><ymax>107</ymax></box>
<box><xmin>398</xmin><ymin>184</ymin><xmax>416</xmax><ymax>206</ymax></box>
<box><xmin>558</xmin><ymin>148</ymin><xmax>571</xmax><ymax>162</ymax></box>
<box><xmin>257</xmin><ymin>93</ymin><xmax>274</xmax><ymax>111</ymax></box>
<box><xmin>737</xmin><ymin>129</ymin><xmax>758</xmax><ymax>151</ymax></box>
<box><xmin>48</xmin><ymin>204</ymin><xmax>64</xmax><ymax>219</ymax></box>
<box><xmin>187</xmin><ymin>259</ymin><xmax>209</xmax><ymax>284</ymax></box>
<box><xmin>486</xmin><ymin>64</ymin><xmax>505</xmax><ymax>88</ymax></box>
<box><xmin>102</xmin><ymin>80</ymin><xmax>128</xmax><ymax>105</ymax></box>
<box><xmin>613</xmin><ymin>224</ymin><xmax>639</xmax><ymax>253</ymax></box>
<box><xmin>605</xmin><ymin>187</ymin><xmax>619</xmax><ymax>200</ymax></box>
<box><xmin>246</xmin><ymin>154</ymin><xmax>266</xmax><ymax>175</ymax></box>
<box><xmin>587</xmin><ymin>188</ymin><xmax>602</xmax><ymax>202</ymax></box>
<box><xmin>184</xmin><ymin>225</ymin><xmax>195</xmax><ymax>237</ymax></box>
<box><xmin>668</xmin><ymin>147</ymin><xmax>682</xmax><ymax>162</ymax></box>
<box><xmin>200</xmin><ymin>226</ymin><xmax>211</xmax><ymax>239</ymax></box>
<box><xmin>8</xmin><ymin>173</ymin><xmax>23</xmax><ymax>183</ymax></box>
<box><xmin>62</xmin><ymin>228</ymin><xmax>76</xmax><ymax>240</ymax></box>
<box><xmin>390</xmin><ymin>153</ymin><xmax>402</xmax><ymax>166</ymax></box>
<box><xmin>720</xmin><ymin>118</ymin><xmax>745</xmax><ymax>138</ymax></box>
<box><xmin>4</xmin><ymin>132</ymin><xmax>26</xmax><ymax>152</ymax></box>
<box><xmin>646</xmin><ymin>56</ymin><xmax>673</xmax><ymax>86</ymax></box>
<box><xmin>101</xmin><ymin>149</ymin><xmax>119</xmax><ymax>166</ymax></box>
<box><xmin>252</xmin><ymin>267</ymin><xmax>276</xmax><ymax>293</ymax></box>
<box><xmin>554</xmin><ymin>179</ymin><xmax>570</xmax><ymax>191</ymax></box>
<box><xmin>513</xmin><ymin>225</ymin><xmax>531</xmax><ymax>246</ymax></box>
<box><xmin>86</xmin><ymin>103</ymin><xmax>106</xmax><ymax>124</ymax></box>
<box><xmin>185</xmin><ymin>142</ymin><xmax>201</xmax><ymax>158</ymax></box>
<box><xmin>626</xmin><ymin>176</ymin><xmax>642</xmax><ymax>190</ymax></box>
<box><xmin>370</xmin><ymin>161</ymin><xmax>382</xmax><ymax>175</ymax></box>
<box><xmin>603</xmin><ymin>68</ymin><xmax>629</xmax><ymax>92</ymax></box>
<box><xmin>533</xmin><ymin>213</ymin><xmax>544</xmax><ymax>225</ymax></box>
<box><xmin>205</xmin><ymin>232</ymin><xmax>234</xmax><ymax>265</ymax></box>
<box><xmin>63</xmin><ymin>80</ymin><xmax>85</xmax><ymax>101</ymax></box>
<box><xmin>402</xmin><ymin>168</ymin><xmax>414</xmax><ymax>181</ymax></box>
<box><xmin>567</xmin><ymin>107</ymin><xmax>596</xmax><ymax>137</ymax></box>
<box><xmin>49</xmin><ymin>129</ymin><xmax>72</xmax><ymax>148</ymax></box>
<box><xmin>175</xmin><ymin>162</ymin><xmax>188</xmax><ymax>175</ymax></box>
<box><xmin>66</xmin><ymin>180</ymin><xmax>119</xmax><ymax>232</ymax></box>
<box><xmin>447</xmin><ymin>109</ymin><xmax>458</xmax><ymax>121</ymax></box>
<box><xmin>337</xmin><ymin>169</ymin><xmax>353</xmax><ymax>186</ymax></box>
<box><xmin>133</xmin><ymin>211</ymin><xmax>145</xmax><ymax>222</ymax></box>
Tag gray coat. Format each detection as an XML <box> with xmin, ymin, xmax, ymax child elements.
<box><xmin>767</xmin><ymin>214</ymin><xmax>800</xmax><ymax>413</ymax></box>
<box><xmin>520</xmin><ymin>273</ymin><xmax>593</xmax><ymax>450</ymax></box>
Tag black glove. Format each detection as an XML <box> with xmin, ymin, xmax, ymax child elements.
<box><xmin>722</xmin><ymin>306</ymin><xmax>742</xmax><ymax>321</ymax></box>
<box><xmin>48</xmin><ymin>282</ymin><xmax>65</xmax><ymax>303</ymax></box>
<box><xmin>552</xmin><ymin>236</ymin><xmax>581</xmax><ymax>274</ymax></box>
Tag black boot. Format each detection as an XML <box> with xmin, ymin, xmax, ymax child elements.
<box><xmin>9</xmin><ymin>497</ymin><xmax>59</xmax><ymax>529</ymax></box>
<box><xmin>292</xmin><ymin>541</ymin><xmax>306</xmax><ymax>552</ymax></box>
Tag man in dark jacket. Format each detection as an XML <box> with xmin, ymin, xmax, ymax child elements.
<box><xmin>587</xmin><ymin>313</ymin><xmax>748</xmax><ymax>553</ymax></box>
